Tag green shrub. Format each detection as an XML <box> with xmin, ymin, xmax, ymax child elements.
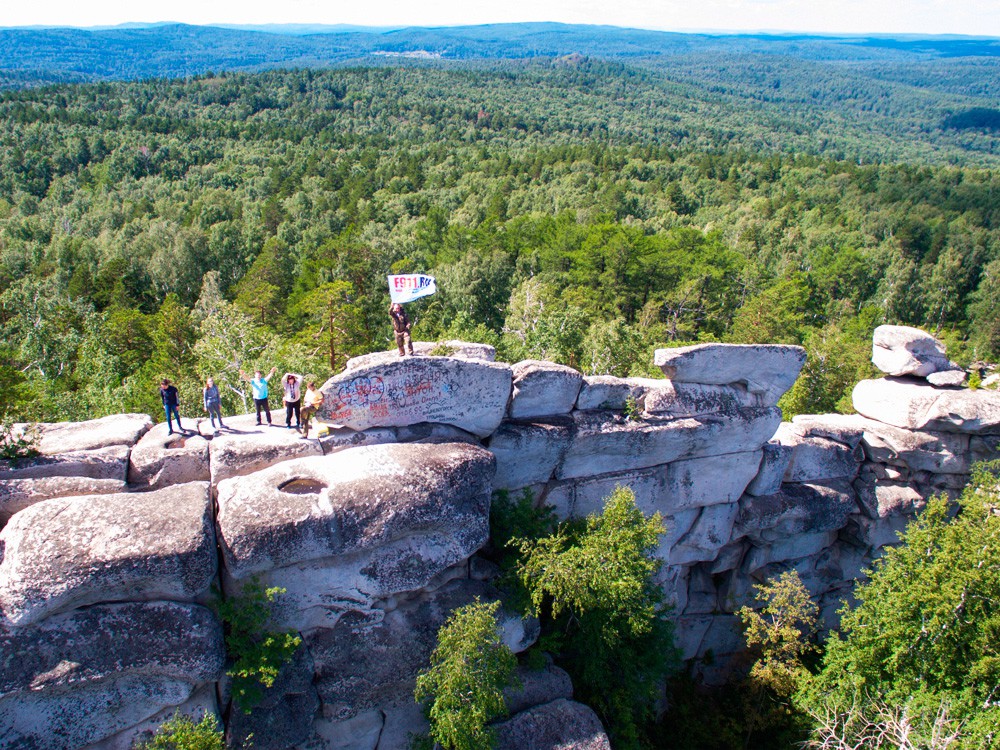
<box><xmin>414</xmin><ymin>598</ymin><xmax>518</xmax><ymax>750</ymax></box>
<box><xmin>514</xmin><ymin>486</ymin><xmax>678</xmax><ymax>749</ymax></box>
<box><xmin>216</xmin><ymin>578</ymin><xmax>302</xmax><ymax>712</ymax></box>
<box><xmin>798</xmin><ymin>460</ymin><xmax>1000</xmax><ymax>749</ymax></box>
<box><xmin>133</xmin><ymin>712</ymin><xmax>224</xmax><ymax>750</ymax></box>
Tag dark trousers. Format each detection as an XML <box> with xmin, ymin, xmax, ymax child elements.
<box><xmin>207</xmin><ymin>404</ymin><xmax>223</xmax><ymax>428</ymax></box>
<box><xmin>285</xmin><ymin>399</ymin><xmax>301</xmax><ymax>427</ymax></box>
<box><xmin>164</xmin><ymin>404</ymin><xmax>182</xmax><ymax>433</ymax></box>
<box><xmin>255</xmin><ymin>398</ymin><xmax>271</xmax><ymax>424</ymax></box>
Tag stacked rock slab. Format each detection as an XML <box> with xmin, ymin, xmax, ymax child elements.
<box><xmin>3</xmin><ymin>332</ymin><xmax>994</xmax><ymax>747</ymax></box>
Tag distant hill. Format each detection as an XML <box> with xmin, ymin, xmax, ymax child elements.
<box><xmin>0</xmin><ymin>22</ymin><xmax>998</xmax><ymax>83</ymax></box>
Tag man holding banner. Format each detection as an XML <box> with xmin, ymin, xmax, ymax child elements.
<box><xmin>387</xmin><ymin>274</ymin><xmax>436</xmax><ymax>356</ymax></box>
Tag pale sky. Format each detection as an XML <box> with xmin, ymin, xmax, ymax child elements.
<box><xmin>1</xmin><ymin>0</ymin><xmax>998</xmax><ymax>37</ymax></box>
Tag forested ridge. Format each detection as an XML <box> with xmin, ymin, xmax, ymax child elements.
<box><xmin>0</xmin><ymin>59</ymin><xmax>998</xmax><ymax>422</ymax></box>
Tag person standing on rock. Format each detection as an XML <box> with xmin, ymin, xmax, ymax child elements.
<box><xmin>300</xmin><ymin>381</ymin><xmax>324</xmax><ymax>438</ymax></box>
<box><xmin>159</xmin><ymin>379</ymin><xmax>183</xmax><ymax>435</ymax></box>
<box><xmin>389</xmin><ymin>302</ymin><xmax>414</xmax><ymax>356</ymax></box>
<box><xmin>282</xmin><ymin>373</ymin><xmax>302</xmax><ymax>430</ymax></box>
<box><xmin>240</xmin><ymin>366</ymin><xmax>277</xmax><ymax>426</ymax></box>
<box><xmin>203</xmin><ymin>376</ymin><xmax>225</xmax><ymax>430</ymax></box>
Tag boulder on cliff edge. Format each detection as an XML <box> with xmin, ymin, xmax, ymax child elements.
<box><xmin>0</xmin><ymin>482</ymin><xmax>216</xmax><ymax>627</ymax></box>
<box><xmin>653</xmin><ymin>343</ymin><xmax>806</xmax><ymax>405</ymax></box>
<box><xmin>317</xmin><ymin>357</ymin><xmax>511</xmax><ymax>438</ymax></box>
<box><xmin>216</xmin><ymin>442</ymin><xmax>495</xmax><ymax>580</ymax></box>
<box><xmin>871</xmin><ymin>325</ymin><xmax>958</xmax><ymax>378</ymax></box>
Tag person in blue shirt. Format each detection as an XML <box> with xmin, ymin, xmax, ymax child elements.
<box><xmin>240</xmin><ymin>366</ymin><xmax>277</xmax><ymax>425</ymax></box>
<box><xmin>159</xmin><ymin>379</ymin><xmax>183</xmax><ymax>435</ymax></box>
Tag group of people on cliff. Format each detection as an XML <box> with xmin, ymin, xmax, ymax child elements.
<box><xmin>157</xmin><ymin>302</ymin><xmax>415</xmax><ymax>434</ymax></box>
<box><xmin>158</xmin><ymin>371</ymin><xmax>324</xmax><ymax>438</ymax></box>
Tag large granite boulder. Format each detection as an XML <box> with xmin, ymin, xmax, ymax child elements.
<box><xmin>853</xmin><ymin>377</ymin><xmax>1000</xmax><ymax>433</ymax></box>
<box><xmin>318</xmin><ymin>357</ymin><xmax>512</xmax><ymax>438</ymax></box>
<box><xmin>733</xmin><ymin>480</ymin><xmax>856</xmax><ymax>544</ymax></box>
<box><xmin>0</xmin><ymin>601</ymin><xmax>224</xmax><ymax>701</ymax></box>
<box><xmin>489</xmin><ymin>418</ymin><xmax>573</xmax><ymax>490</ymax></box>
<box><xmin>509</xmin><ymin>361</ymin><xmax>583</xmax><ymax>419</ymax></box>
<box><xmin>558</xmin><ymin>408</ymin><xmax>781</xmax><ymax>480</ymax></box>
<box><xmin>207</xmin><ymin>413</ymin><xmax>323</xmax><ymax>485</ymax></box>
<box><xmin>0</xmin><ymin>476</ymin><xmax>126</xmax><ymax>528</ymax></box>
<box><xmin>0</xmin><ymin>482</ymin><xmax>216</xmax><ymax>627</ymax></box>
<box><xmin>128</xmin><ymin>423</ymin><xmax>211</xmax><ymax>489</ymax></box>
<box><xmin>216</xmin><ymin>442</ymin><xmax>495</xmax><ymax>580</ymax></box>
<box><xmin>344</xmin><ymin>341</ymin><xmax>496</xmax><ymax>370</ymax></box>
<box><xmin>871</xmin><ymin>325</ymin><xmax>956</xmax><ymax>378</ymax></box>
<box><xmin>493</xmin><ymin>698</ymin><xmax>611</xmax><ymax>750</ymax></box>
<box><xmin>13</xmin><ymin>413</ymin><xmax>153</xmax><ymax>455</ymax></box>
<box><xmin>0</xmin><ymin>445</ymin><xmax>129</xmax><ymax>481</ymax></box>
<box><xmin>575</xmin><ymin>375</ymin><xmax>646</xmax><ymax>411</ymax></box>
<box><xmin>643</xmin><ymin>381</ymin><xmax>765</xmax><ymax>418</ymax></box>
<box><xmin>854</xmin><ymin>418</ymin><xmax>971</xmax><ymax>475</ymax></box>
<box><xmin>0</xmin><ymin>675</ymin><xmax>198</xmax><ymax>750</ymax></box>
<box><xmin>773</xmin><ymin>423</ymin><xmax>863</xmax><ymax>483</ymax></box>
<box><xmin>653</xmin><ymin>344</ymin><xmax>806</xmax><ymax>405</ymax></box>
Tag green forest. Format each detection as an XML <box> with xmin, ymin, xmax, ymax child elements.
<box><xmin>0</xmin><ymin>59</ymin><xmax>998</xmax><ymax>424</ymax></box>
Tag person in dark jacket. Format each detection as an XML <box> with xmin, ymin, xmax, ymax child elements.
<box><xmin>203</xmin><ymin>376</ymin><xmax>225</xmax><ymax>430</ymax></box>
<box><xmin>389</xmin><ymin>302</ymin><xmax>414</xmax><ymax>356</ymax></box>
<box><xmin>160</xmin><ymin>379</ymin><xmax>183</xmax><ymax>435</ymax></box>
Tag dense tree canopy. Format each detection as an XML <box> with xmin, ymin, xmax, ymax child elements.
<box><xmin>0</xmin><ymin>62</ymin><xmax>996</xmax><ymax>421</ymax></box>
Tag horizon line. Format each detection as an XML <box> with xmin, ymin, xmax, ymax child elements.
<box><xmin>1</xmin><ymin>20</ymin><xmax>998</xmax><ymax>40</ymax></box>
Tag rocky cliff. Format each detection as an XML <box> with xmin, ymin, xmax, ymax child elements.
<box><xmin>1</xmin><ymin>326</ymin><xmax>997</xmax><ymax>749</ymax></box>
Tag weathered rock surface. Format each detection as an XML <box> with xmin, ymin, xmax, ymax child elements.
<box><xmin>128</xmin><ymin>423</ymin><xmax>211</xmax><ymax>489</ymax></box>
<box><xmin>663</xmin><ymin>451</ymin><xmax>763</xmax><ymax>510</ymax></box>
<box><xmin>493</xmin><ymin>699</ymin><xmax>611</xmax><ymax>750</ymax></box>
<box><xmin>0</xmin><ymin>476</ymin><xmax>126</xmax><ymax>527</ymax></box>
<box><xmin>208</xmin><ymin>413</ymin><xmax>323</xmax><ymax>485</ymax></box>
<box><xmin>0</xmin><ymin>675</ymin><xmax>197</xmax><ymax>750</ymax></box>
<box><xmin>504</xmin><ymin>664</ymin><xmax>574</xmax><ymax>716</ymax></box>
<box><xmin>316</xmin><ymin>426</ymin><xmax>398</xmax><ymax>455</ymax></box>
<box><xmin>734</xmin><ymin>480</ymin><xmax>856</xmax><ymax>543</ymax></box>
<box><xmin>297</xmin><ymin>709</ymin><xmax>385</xmax><ymax>750</ymax></box>
<box><xmin>14</xmin><ymin>413</ymin><xmax>153</xmax><ymax>455</ymax></box>
<box><xmin>575</xmin><ymin>375</ymin><xmax>646</xmax><ymax>411</ymax></box>
<box><xmin>653</xmin><ymin>344</ymin><xmax>806</xmax><ymax>405</ymax></box>
<box><xmin>871</xmin><ymin>325</ymin><xmax>955</xmax><ymax>377</ymax></box>
<box><xmin>344</xmin><ymin>340</ymin><xmax>496</xmax><ymax>370</ymax></box>
<box><xmin>0</xmin><ymin>601</ymin><xmax>223</xmax><ymax>701</ymax></box>
<box><xmin>927</xmin><ymin>369</ymin><xmax>966</xmax><ymax>387</ymax></box>
<box><xmin>853</xmin><ymin>377</ymin><xmax>1000</xmax><ymax>433</ymax></box>
<box><xmin>0</xmin><ymin>445</ymin><xmax>129</xmax><ymax>481</ymax></box>
<box><xmin>509</xmin><ymin>360</ymin><xmax>583</xmax><ymax>419</ymax></box>
<box><xmin>643</xmin><ymin>381</ymin><xmax>765</xmax><ymax>418</ymax></box>
<box><xmin>0</xmin><ymin>482</ymin><xmax>216</xmax><ymax>627</ymax></box>
<box><xmin>318</xmin><ymin>357</ymin><xmax>512</xmax><ymax>438</ymax></box>
<box><xmin>558</xmin><ymin>407</ymin><xmax>781</xmax><ymax>480</ymax></box>
<box><xmin>669</xmin><ymin>503</ymin><xmax>741</xmax><ymax>564</ymax></box>
<box><xmin>308</xmin><ymin>579</ymin><xmax>508</xmax><ymax>719</ymax></box>
<box><xmin>774</xmin><ymin>423</ymin><xmax>862</xmax><ymax>483</ymax></box>
<box><xmin>745</xmin><ymin>443</ymin><xmax>793</xmax><ymax>496</ymax></box>
<box><xmin>88</xmin><ymin>684</ymin><xmax>220</xmax><ymax>750</ymax></box>
<box><xmin>217</xmin><ymin>442</ymin><xmax>494</xmax><ymax>580</ymax></box>
<box><xmin>489</xmin><ymin>418</ymin><xmax>572</xmax><ymax>490</ymax></box>
<box><xmin>227</xmin><ymin>647</ymin><xmax>320</xmax><ymax>750</ymax></box>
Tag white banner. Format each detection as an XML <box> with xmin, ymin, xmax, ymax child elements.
<box><xmin>388</xmin><ymin>274</ymin><xmax>437</xmax><ymax>304</ymax></box>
